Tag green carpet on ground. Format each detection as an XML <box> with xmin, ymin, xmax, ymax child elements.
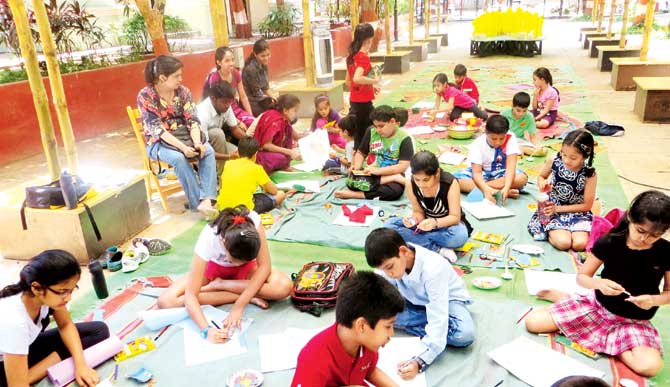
<box><xmin>62</xmin><ymin>63</ymin><xmax>670</xmax><ymax>386</ymax></box>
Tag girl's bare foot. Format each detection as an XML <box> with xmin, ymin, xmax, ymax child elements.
<box><xmin>334</xmin><ymin>189</ymin><xmax>358</xmax><ymax>199</ymax></box>
<box><xmin>250</xmin><ymin>297</ymin><xmax>269</xmax><ymax>309</ymax></box>
<box><xmin>536</xmin><ymin>289</ymin><xmax>570</xmax><ymax>303</ymax></box>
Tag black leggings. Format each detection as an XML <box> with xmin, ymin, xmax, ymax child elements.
<box><xmin>0</xmin><ymin>321</ymin><xmax>110</xmax><ymax>387</ymax></box>
<box><xmin>349</xmin><ymin>101</ymin><xmax>374</xmax><ymax>151</ymax></box>
<box><xmin>450</xmin><ymin>105</ymin><xmax>489</xmax><ymax>121</ymax></box>
<box><xmin>364</xmin><ymin>181</ymin><xmax>405</xmax><ymax>201</ymax></box>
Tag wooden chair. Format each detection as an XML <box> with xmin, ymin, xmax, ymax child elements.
<box><xmin>127</xmin><ymin>106</ymin><xmax>184</xmax><ymax>213</ymax></box>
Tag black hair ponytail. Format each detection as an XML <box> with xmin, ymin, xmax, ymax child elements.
<box><xmin>210</xmin><ymin>205</ymin><xmax>261</xmax><ymax>262</ymax></box>
<box><xmin>144</xmin><ymin>55</ymin><xmax>183</xmax><ymax>85</ymax></box>
<box><xmin>347</xmin><ymin>24</ymin><xmax>375</xmax><ymax>67</ymax></box>
<box><xmin>0</xmin><ymin>250</ymin><xmax>81</xmax><ymax>299</ymax></box>
<box><xmin>245</xmin><ymin>39</ymin><xmax>270</xmax><ymax>67</ymax></box>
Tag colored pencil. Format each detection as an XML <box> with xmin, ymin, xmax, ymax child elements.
<box><xmin>493</xmin><ymin>380</ymin><xmax>503</xmax><ymax>387</ymax></box>
<box><xmin>515</xmin><ymin>307</ymin><xmax>533</xmax><ymax>324</ymax></box>
<box><xmin>211</xmin><ymin>320</ymin><xmax>221</xmax><ymax>329</ymax></box>
<box><xmin>153</xmin><ymin>325</ymin><xmax>170</xmax><ymax>341</ymax></box>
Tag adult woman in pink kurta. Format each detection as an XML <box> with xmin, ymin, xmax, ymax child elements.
<box><xmin>252</xmin><ymin>94</ymin><xmax>302</xmax><ymax>173</ymax></box>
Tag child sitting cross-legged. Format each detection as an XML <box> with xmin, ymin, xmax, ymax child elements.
<box><xmin>525</xmin><ymin>190</ymin><xmax>670</xmax><ymax>377</ymax></box>
<box><xmin>500</xmin><ymin>91</ymin><xmax>547</xmax><ymax>157</ymax></box>
<box><xmin>322</xmin><ymin>115</ymin><xmax>357</xmax><ymax>175</ymax></box>
<box><xmin>430</xmin><ymin>73</ymin><xmax>487</xmax><ymax>122</ymax></box>
<box><xmin>454</xmin><ymin>114</ymin><xmax>528</xmax><ymax>204</ymax></box>
<box><xmin>334</xmin><ymin>105</ymin><xmax>411</xmax><ymax>201</ymax></box>
<box><xmin>217</xmin><ymin>136</ymin><xmax>285</xmax><ymax>214</ymax></box>
<box><xmin>365</xmin><ymin>228</ymin><xmax>475</xmax><ymax>381</ymax></box>
<box><xmin>291</xmin><ymin>271</ymin><xmax>405</xmax><ymax>387</ymax></box>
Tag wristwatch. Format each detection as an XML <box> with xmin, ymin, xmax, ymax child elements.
<box><xmin>200</xmin><ymin>326</ymin><xmax>211</xmax><ymax>340</ymax></box>
<box><xmin>413</xmin><ymin>356</ymin><xmax>428</xmax><ymax>373</ymax></box>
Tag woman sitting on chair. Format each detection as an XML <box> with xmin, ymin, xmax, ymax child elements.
<box><xmin>137</xmin><ymin>55</ymin><xmax>218</xmax><ymax>216</ymax></box>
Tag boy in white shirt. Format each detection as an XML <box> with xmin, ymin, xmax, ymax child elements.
<box><xmin>453</xmin><ymin>115</ymin><xmax>528</xmax><ymax>205</ymax></box>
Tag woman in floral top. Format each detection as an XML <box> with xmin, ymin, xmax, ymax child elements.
<box><xmin>137</xmin><ymin>55</ymin><xmax>217</xmax><ymax>216</ymax></box>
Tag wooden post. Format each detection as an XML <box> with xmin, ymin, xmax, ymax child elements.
<box><xmin>591</xmin><ymin>0</ymin><xmax>598</xmax><ymax>24</ymax></box>
<box><xmin>32</xmin><ymin>0</ymin><xmax>78</xmax><ymax>174</ymax></box>
<box><xmin>484</xmin><ymin>0</ymin><xmax>488</xmax><ymax>13</ymax></box>
<box><xmin>640</xmin><ymin>0</ymin><xmax>655</xmax><ymax>61</ymax></box>
<box><xmin>409</xmin><ymin>0</ymin><xmax>415</xmax><ymax>44</ymax></box>
<box><xmin>135</xmin><ymin>0</ymin><xmax>170</xmax><ymax>55</ymax></box>
<box><xmin>436</xmin><ymin>0</ymin><xmax>440</xmax><ymax>33</ymax></box>
<box><xmin>424</xmin><ymin>0</ymin><xmax>430</xmax><ymax>39</ymax></box>
<box><xmin>619</xmin><ymin>0</ymin><xmax>630</xmax><ymax>48</ymax></box>
<box><xmin>607</xmin><ymin>0</ymin><xmax>616</xmax><ymax>39</ymax></box>
<box><xmin>597</xmin><ymin>0</ymin><xmax>605</xmax><ymax>32</ymax></box>
<box><xmin>209</xmin><ymin>0</ymin><xmax>230</xmax><ymax>47</ymax></box>
<box><xmin>351</xmin><ymin>0</ymin><xmax>359</xmax><ymax>36</ymax></box>
<box><xmin>302</xmin><ymin>0</ymin><xmax>315</xmax><ymax>87</ymax></box>
<box><xmin>385</xmin><ymin>0</ymin><xmax>391</xmax><ymax>54</ymax></box>
<box><xmin>8</xmin><ymin>0</ymin><xmax>60</xmax><ymax>180</ymax></box>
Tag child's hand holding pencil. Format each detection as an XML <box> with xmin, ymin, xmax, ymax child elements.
<box><xmin>397</xmin><ymin>359</ymin><xmax>419</xmax><ymax>380</ymax></box>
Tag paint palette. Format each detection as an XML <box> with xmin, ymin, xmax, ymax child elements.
<box><xmin>227</xmin><ymin>369</ymin><xmax>263</xmax><ymax>387</ymax></box>
<box><xmin>472</xmin><ymin>276</ymin><xmax>502</xmax><ymax>290</ymax></box>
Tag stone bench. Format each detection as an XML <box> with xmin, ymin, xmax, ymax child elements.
<box><xmin>579</xmin><ymin>26</ymin><xmax>598</xmax><ymax>41</ymax></box>
<box><xmin>369</xmin><ymin>50</ymin><xmax>412</xmax><ymax>74</ymax></box>
<box><xmin>413</xmin><ymin>37</ymin><xmax>440</xmax><ymax>53</ymax></box>
<box><xmin>278</xmin><ymin>81</ymin><xmax>346</xmax><ymax>117</ymax></box>
<box><xmin>633</xmin><ymin>77</ymin><xmax>670</xmax><ymax>123</ymax></box>
<box><xmin>393</xmin><ymin>42</ymin><xmax>429</xmax><ymax>62</ymax></box>
<box><xmin>611</xmin><ymin>58</ymin><xmax>670</xmax><ymax>91</ymax></box>
<box><xmin>597</xmin><ymin>46</ymin><xmax>642</xmax><ymax>72</ymax></box>
<box><xmin>583</xmin><ymin>31</ymin><xmax>608</xmax><ymax>49</ymax></box>
<box><xmin>589</xmin><ymin>37</ymin><xmax>624</xmax><ymax>58</ymax></box>
<box><xmin>430</xmin><ymin>33</ymin><xmax>449</xmax><ymax>46</ymax></box>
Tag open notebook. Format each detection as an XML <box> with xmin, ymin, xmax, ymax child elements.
<box><xmin>461</xmin><ymin>200</ymin><xmax>515</xmax><ymax>220</ymax></box>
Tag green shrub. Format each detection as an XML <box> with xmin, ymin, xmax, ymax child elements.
<box><xmin>258</xmin><ymin>4</ymin><xmax>297</xmax><ymax>39</ymax></box>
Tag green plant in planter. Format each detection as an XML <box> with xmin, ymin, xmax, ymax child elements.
<box><xmin>121</xmin><ymin>12</ymin><xmax>192</xmax><ymax>53</ymax></box>
<box><xmin>258</xmin><ymin>4</ymin><xmax>297</xmax><ymax>39</ymax></box>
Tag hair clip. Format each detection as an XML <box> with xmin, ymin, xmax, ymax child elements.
<box><xmin>232</xmin><ymin>215</ymin><xmax>247</xmax><ymax>225</ymax></box>
<box><xmin>153</xmin><ymin>61</ymin><xmax>158</xmax><ymax>77</ymax></box>
<box><xmin>579</xmin><ymin>143</ymin><xmax>591</xmax><ymax>154</ymax></box>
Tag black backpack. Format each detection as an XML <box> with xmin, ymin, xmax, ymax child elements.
<box><xmin>291</xmin><ymin>262</ymin><xmax>354</xmax><ymax>317</ymax></box>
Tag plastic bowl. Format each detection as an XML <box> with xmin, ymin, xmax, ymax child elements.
<box><xmin>448</xmin><ymin>125</ymin><xmax>475</xmax><ymax>140</ymax></box>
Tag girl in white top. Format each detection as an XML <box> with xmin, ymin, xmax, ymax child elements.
<box><xmin>0</xmin><ymin>250</ymin><xmax>109</xmax><ymax>387</ymax></box>
<box><xmin>157</xmin><ymin>205</ymin><xmax>292</xmax><ymax>343</ymax></box>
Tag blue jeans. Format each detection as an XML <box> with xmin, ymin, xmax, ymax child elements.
<box><xmin>147</xmin><ymin>143</ymin><xmax>217</xmax><ymax>210</ymax></box>
<box><xmin>395</xmin><ymin>300</ymin><xmax>475</xmax><ymax>348</ymax></box>
<box><xmin>384</xmin><ymin>216</ymin><xmax>469</xmax><ymax>251</ymax></box>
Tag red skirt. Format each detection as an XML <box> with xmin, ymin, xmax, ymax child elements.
<box><xmin>549</xmin><ymin>291</ymin><xmax>662</xmax><ymax>356</ymax></box>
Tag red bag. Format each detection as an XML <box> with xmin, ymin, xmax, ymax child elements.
<box><xmin>290</xmin><ymin>262</ymin><xmax>354</xmax><ymax>316</ymax></box>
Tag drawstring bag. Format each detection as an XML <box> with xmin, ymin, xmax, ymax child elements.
<box><xmin>584</xmin><ymin>121</ymin><xmax>625</xmax><ymax>137</ymax></box>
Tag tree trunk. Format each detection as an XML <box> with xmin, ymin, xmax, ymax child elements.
<box><xmin>394</xmin><ymin>0</ymin><xmax>398</xmax><ymax>41</ymax></box>
<box><xmin>361</xmin><ymin>0</ymin><xmax>378</xmax><ymax>21</ymax></box>
<box><xmin>302</xmin><ymin>0</ymin><xmax>315</xmax><ymax>87</ymax></box>
<box><xmin>209</xmin><ymin>0</ymin><xmax>230</xmax><ymax>47</ymax></box>
<box><xmin>135</xmin><ymin>0</ymin><xmax>169</xmax><ymax>56</ymax></box>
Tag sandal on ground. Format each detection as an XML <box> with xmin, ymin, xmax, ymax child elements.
<box><xmin>133</xmin><ymin>237</ymin><xmax>172</xmax><ymax>256</ymax></box>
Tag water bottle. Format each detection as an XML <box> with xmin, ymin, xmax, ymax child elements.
<box><xmin>60</xmin><ymin>170</ymin><xmax>78</xmax><ymax>209</ymax></box>
<box><xmin>88</xmin><ymin>261</ymin><xmax>109</xmax><ymax>299</ymax></box>
<box><xmin>537</xmin><ymin>192</ymin><xmax>551</xmax><ymax>226</ymax></box>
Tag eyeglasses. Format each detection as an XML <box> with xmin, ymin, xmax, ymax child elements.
<box><xmin>47</xmin><ymin>285</ymin><xmax>79</xmax><ymax>297</ymax></box>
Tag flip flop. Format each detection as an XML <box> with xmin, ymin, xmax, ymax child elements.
<box><xmin>94</xmin><ymin>246</ymin><xmax>118</xmax><ymax>269</ymax></box>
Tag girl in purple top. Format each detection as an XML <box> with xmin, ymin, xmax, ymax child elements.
<box><xmin>430</xmin><ymin>73</ymin><xmax>488</xmax><ymax>122</ymax></box>
<box><xmin>202</xmin><ymin>46</ymin><xmax>255</xmax><ymax>128</ymax></box>
<box><xmin>532</xmin><ymin>67</ymin><xmax>560</xmax><ymax>129</ymax></box>
<box><xmin>310</xmin><ymin>95</ymin><xmax>347</xmax><ymax>150</ymax></box>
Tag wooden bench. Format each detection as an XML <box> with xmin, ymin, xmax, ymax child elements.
<box><xmin>589</xmin><ymin>37</ymin><xmax>624</xmax><ymax>58</ymax></box>
<box><xmin>611</xmin><ymin>58</ymin><xmax>670</xmax><ymax>90</ymax></box>
<box><xmin>583</xmin><ymin>31</ymin><xmax>608</xmax><ymax>49</ymax></box>
<box><xmin>633</xmin><ymin>77</ymin><xmax>670</xmax><ymax>123</ymax></box>
<box><xmin>393</xmin><ymin>42</ymin><xmax>429</xmax><ymax>62</ymax></box>
<box><xmin>579</xmin><ymin>26</ymin><xmax>598</xmax><ymax>41</ymax></box>
<box><xmin>597</xmin><ymin>45</ymin><xmax>642</xmax><ymax>72</ymax></box>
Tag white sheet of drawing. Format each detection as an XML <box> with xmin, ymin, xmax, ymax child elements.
<box><xmin>438</xmin><ymin>151</ymin><xmax>467</xmax><ymax>165</ymax></box>
<box><xmin>461</xmin><ymin>200</ymin><xmax>515</xmax><ymax>220</ymax></box>
<box><xmin>405</xmin><ymin>126</ymin><xmax>435</xmax><ymax>136</ymax></box>
<box><xmin>488</xmin><ymin>336</ymin><xmax>604</xmax><ymax>387</ymax></box>
<box><xmin>524</xmin><ymin>270</ymin><xmax>589</xmax><ymax>296</ymax></box>
<box><xmin>276</xmin><ymin>180</ymin><xmax>321</xmax><ymax>193</ymax></box>
<box><xmin>257</xmin><ymin>327</ymin><xmax>326</xmax><ymax>373</ymax></box>
<box><xmin>298</xmin><ymin>129</ymin><xmax>331</xmax><ymax>169</ymax></box>
<box><xmin>411</xmin><ymin>101</ymin><xmax>434</xmax><ymax>109</ymax></box>
<box><xmin>373</xmin><ymin>337</ymin><xmax>427</xmax><ymax>387</ymax></box>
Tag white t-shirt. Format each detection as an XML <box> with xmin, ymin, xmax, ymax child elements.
<box><xmin>467</xmin><ymin>133</ymin><xmax>521</xmax><ymax>172</ymax></box>
<box><xmin>196</xmin><ymin>98</ymin><xmax>238</xmax><ymax>136</ymax></box>
<box><xmin>194</xmin><ymin>211</ymin><xmax>262</xmax><ymax>267</ymax></box>
<box><xmin>340</xmin><ymin>140</ymin><xmax>355</xmax><ymax>174</ymax></box>
<box><xmin>0</xmin><ymin>294</ymin><xmax>49</xmax><ymax>361</ymax></box>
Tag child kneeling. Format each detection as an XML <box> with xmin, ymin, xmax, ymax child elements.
<box><xmin>217</xmin><ymin>136</ymin><xmax>285</xmax><ymax>214</ymax></box>
<box><xmin>291</xmin><ymin>271</ymin><xmax>405</xmax><ymax>387</ymax></box>
<box><xmin>525</xmin><ymin>190</ymin><xmax>670</xmax><ymax>377</ymax></box>
<box><xmin>365</xmin><ymin>228</ymin><xmax>475</xmax><ymax>380</ymax></box>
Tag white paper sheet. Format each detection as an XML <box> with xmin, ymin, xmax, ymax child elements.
<box><xmin>276</xmin><ymin>180</ymin><xmax>321</xmax><ymax>193</ymax></box>
<box><xmin>297</xmin><ymin>129</ymin><xmax>331</xmax><ymax>169</ymax></box>
<box><xmin>412</xmin><ymin>101</ymin><xmax>434</xmax><ymax>109</ymax></box>
<box><xmin>461</xmin><ymin>200</ymin><xmax>515</xmax><ymax>220</ymax></box>
<box><xmin>332</xmin><ymin>205</ymin><xmax>379</xmax><ymax>227</ymax></box>
<box><xmin>139</xmin><ymin>307</ymin><xmax>189</xmax><ymax>331</ymax></box>
<box><xmin>292</xmin><ymin>162</ymin><xmax>323</xmax><ymax>172</ymax></box>
<box><xmin>258</xmin><ymin>327</ymin><xmax>326</xmax><ymax>373</ymax></box>
<box><xmin>524</xmin><ymin>270</ymin><xmax>589</xmax><ymax>296</ymax></box>
<box><xmin>488</xmin><ymin>336</ymin><xmax>604</xmax><ymax>387</ymax></box>
<box><xmin>373</xmin><ymin>337</ymin><xmax>428</xmax><ymax>387</ymax></box>
<box><xmin>405</xmin><ymin>126</ymin><xmax>435</xmax><ymax>136</ymax></box>
<box><xmin>438</xmin><ymin>152</ymin><xmax>467</xmax><ymax>165</ymax></box>
<box><xmin>435</xmin><ymin>112</ymin><xmax>446</xmax><ymax>119</ymax></box>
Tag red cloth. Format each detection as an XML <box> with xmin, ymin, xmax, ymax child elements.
<box><xmin>342</xmin><ymin>204</ymin><xmax>373</xmax><ymax>223</ymax></box>
<box><xmin>204</xmin><ymin>260</ymin><xmax>258</xmax><ymax>281</ymax></box>
<box><xmin>348</xmin><ymin>52</ymin><xmax>374</xmax><ymax>103</ymax></box>
<box><xmin>291</xmin><ymin>323</ymin><xmax>378</xmax><ymax>387</ymax></box>
<box><xmin>549</xmin><ymin>291</ymin><xmax>662</xmax><ymax>355</ymax></box>
<box><xmin>457</xmin><ymin>76</ymin><xmax>480</xmax><ymax>104</ymax></box>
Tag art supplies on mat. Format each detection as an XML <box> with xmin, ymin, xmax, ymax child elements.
<box><xmin>257</xmin><ymin>327</ymin><xmax>327</xmax><ymax>372</ymax></box>
<box><xmin>375</xmin><ymin>337</ymin><xmax>428</xmax><ymax>387</ymax></box>
<box><xmin>438</xmin><ymin>151</ymin><xmax>467</xmax><ymax>165</ymax></box>
<box><xmin>411</xmin><ymin>101</ymin><xmax>434</xmax><ymax>109</ymax></box>
<box><xmin>405</xmin><ymin>126</ymin><xmax>435</xmax><ymax>136</ymax></box>
<box><xmin>182</xmin><ymin>323</ymin><xmax>248</xmax><ymax>366</ymax></box>
<box><xmin>47</xmin><ymin>336</ymin><xmax>124</xmax><ymax>387</ymax></box>
<box><xmin>114</xmin><ymin>336</ymin><xmax>156</xmax><ymax>362</ymax></box>
<box><xmin>276</xmin><ymin>180</ymin><xmax>321</xmax><ymax>193</ymax></box>
<box><xmin>294</xmin><ymin>129</ymin><xmax>331</xmax><ymax>171</ymax></box>
<box><xmin>461</xmin><ymin>200</ymin><xmax>515</xmax><ymax>220</ymax></box>
<box><xmin>554</xmin><ymin>335</ymin><xmax>601</xmax><ymax>360</ymax></box>
<box><xmin>472</xmin><ymin>276</ymin><xmax>502</xmax><ymax>290</ymax></box>
<box><xmin>472</xmin><ymin>231</ymin><xmax>508</xmax><ymax>245</ymax></box>
<box><xmin>488</xmin><ymin>336</ymin><xmax>604</xmax><ymax>387</ymax></box>
<box><xmin>524</xmin><ymin>270</ymin><xmax>589</xmax><ymax>296</ymax></box>
<box><xmin>333</xmin><ymin>204</ymin><xmax>379</xmax><ymax>227</ymax></box>
<box><xmin>227</xmin><ymin>369</ymin><xmax>263</xmax><ymax>387</ymax></box>
<box><xmin>512</xmin><ymin>244</ymin><xmax>544</xmax><ymax>255</ymax></box>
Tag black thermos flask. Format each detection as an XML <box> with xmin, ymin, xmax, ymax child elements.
<box><xmin>88</xmin><ymin>261</ymin><xmax>109</xmax><ymax>299</ymax></box>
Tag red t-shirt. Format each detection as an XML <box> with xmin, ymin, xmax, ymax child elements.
<box><xmin>348</xmin><ymin>52</ymin><xmax>375</xmax><ymax>103</ymax></box>
<box><xmin>291</xmin><ymin>323</ymin><xmax>379</xmax><ymax>387</ymax></box>
<box><xmin>457</xmin><ymin>76</ymin><xmax>480</xmax><ymax>104</ymax></box>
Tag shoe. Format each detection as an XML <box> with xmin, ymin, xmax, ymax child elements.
<box><xmin>132</xmin><ymin>243</ymin><xmax>150</xmax><ymax>264</ymax></box>
<box><xmin>197</xmin><ymin>200</ymin><xmax>218</xmax><ymax>219</ymax></box>
<box><xmin>439</xmin><ymin>248</ymin><xmax>458</xmax><ymax>263</ymax></box>
<box><xmin>95</xmin><ymin>246</ymin><xmax>119</xmax><ymax>269</ymax></box>
<box><xmin>121</xmin><ymin>249</ymin><xmax>141</xmax><ymax>273</ymax></box>
<box><xmin>133</xmin><ymin>237</ymin><xmax>172</xmax><ymax>256</ymax></box>
<box><xmin>107</xmin><ymin>249</ymin><xmax>123</xmax><ymax>272</ymax></box>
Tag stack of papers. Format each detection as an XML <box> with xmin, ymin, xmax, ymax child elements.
<box><xmin>524</xmin><ymin>270</ymin><xmax>589</xmax><ymax>296</ymax></box>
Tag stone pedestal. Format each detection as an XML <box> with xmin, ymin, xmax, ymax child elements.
<box><xmin>589</xmin><ymin>37</ymin><xmax>624</xmax><ymax>58</ymax></box>
<box><xmin>368</xmin><ymin>51</ymin><xmax>412</xmax><ymax>74</ymax></box>
<box><xmin>430</xmin><ymin>33</ymin><xmax>449</xmax><ymax>46</ymax></box>
<box><xmin>414</xmin><ymin>37</ymin><xmax>440</xmax><ymax>53</ymax></box>
<box><xmin>278</xmin><ymin>81</ymin><xmax>345</xmax><ymax>117</ymax></box>
<box><xmin>611</xmin><ymin>59</ymin><xmax>670</xmax><ymax>91</ymax></box>
<box><xmin>579</xmin><ymin>26</ymin><xmax>598</xmax><ymax>41</ymax></box>
<box><xmin>393</xmin><ymin>43</ymin><xmax>429</xmax><ymax>62</ymax></box>
<box><xmin>597</xmin><ymin>46</ymin><xmax>641</xmax><ymax>72</ymax></box>
<box><xmin>583</xmin><ymin>32</ymin><xmax>608</xmax><ymax>49</ymax></box>
<box><xmin>633</xmin><ymin>77</ymin><xmax>670</xmax><ymax>123</ymax></box>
